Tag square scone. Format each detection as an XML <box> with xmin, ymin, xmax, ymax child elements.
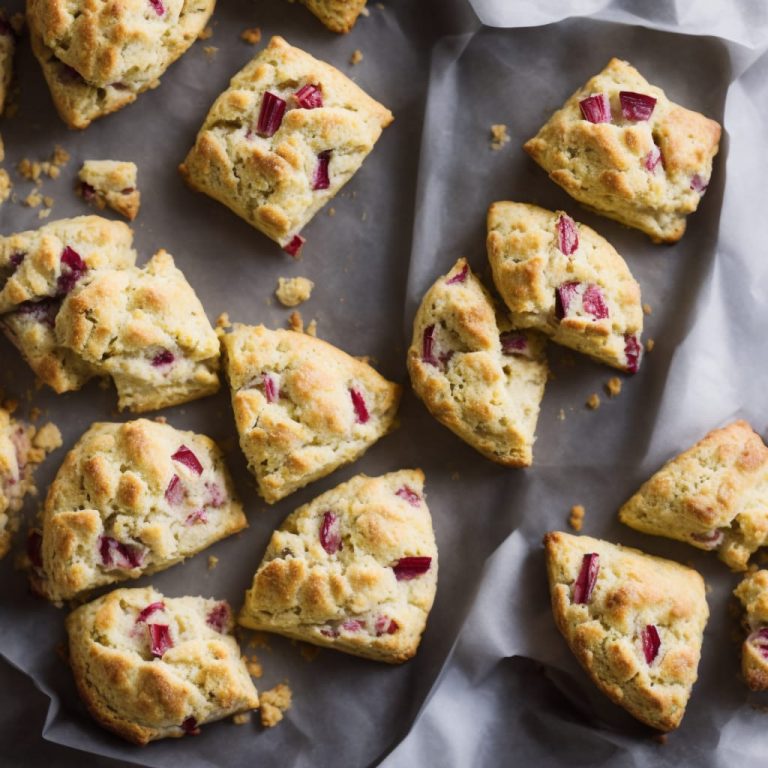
<box><xmin>239</xmin><ymin>470</ymin><xmax>437</xmax><ymax>663</ymax></box>
<box><xmin>179</xmin><ymin>36</ymin><xmax>393</xmax><ymax>254</ymax></box>
<box><xmin>524</xmin><ymin>58</ymin><xmax>721</xmax><ymax>243</ymax></box>
<box><xmin>296</xmin><ymin>0</ymin><xmax>368</xmax><ymax>34</ymax></box>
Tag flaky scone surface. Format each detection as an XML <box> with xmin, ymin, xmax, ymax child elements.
<box><xmin>78</xmin><ymin>160</ymin><xmax>140</xmax><ymax>220</ymax></box>
<box><xmin>734</xmin><ymin>570</ymin><xmax>768</xmax><ymax>690</ymax></box>
<box><xmin>544</xmin><ymin>531</ymin><xmax>708</xmax><ymax>731</ymax></box>
<box><xmin>297</xmin><ymin>0</ymin><xmax>367</xmax><ymax>34</ymax></box>
<box><xmin>239</xmin><ymin>470</ymin><xmax>437</xmax><ymax>663</ymax></box>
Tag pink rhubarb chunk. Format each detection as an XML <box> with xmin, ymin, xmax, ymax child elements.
<box><xmin>555</xmin><ymin>282</ymin><xmax>580</xmax><ymax>319</ymax></box>
<box><xmin>57</xmin><ymin>246</ymin><xmax>87</xmax><ymax>295</ymax></box>
<box><xmin>645</xmin><ymin>145</ymin><xmax>662</xmax><ymax>172</ymax></box>
<box><xmin>148</xmin><ymin>0</ymin><xmax>165</xmax><ymax>15</ymax></box>
<box><xmin>320</xmin><ymin>511</ymin><xmax>342</xmax><ymax>554</ymax></box>
<box><xmin>262</xmin><ymin>373</ymin><xmax>279</xmax><ymax>403</ymax></box>
<box><xmin>691</xmin><ymin>529</ymin><xmax>724</xmax><ymax>549</ymax></box>
<box><xmin>294</xmin><ymin>84</ymin><xmax>323</xmax><ymax>109</ymax></box>
<box><xmin>136</xmin><ymin>602</ymin><xmax>165</xmax><ymax>623</ymax></box>
<box><xmin>582</xmin><ymin>284</ymin><xmax>609</xmax><ymax>319</ymax></box>
<box><xmin>171</xmin><ymin>445</ymin><xmax>203</xmax><ymax>475</ymax></box>
<box><xmin>395</xmin><ymin>486</ymin><xmax>421</xmax><ymax>507</ymax></box>
<box><xmin>99</xmin><ymin>536</ymin><xmax>144</xmax><ymax>569</ymax></box>
<box><xmin>152</xmin><ymin>349</ymin><xmax>175</xmax><ymax>368</ymax></box>
<box><xmin>445</xmin><ymin>263</ymin><xmax>469</xmax><ymax>285</ymax></box>
<box><xmin>749</xmin><ymin>628</ymin><xmax>768</xmax><ymax>659</ymax></box>
<box><xmin>556</xmin><ymin>214</ymin><xmax>579</xmax><ymax>256</ymax></box>
<box><xmin>312</xmin><ymin>151</ymin><xmax>331</xmax><ymax>191</ymax></box>
<box><xmin>206</xmin><ymin>602</ymin><xmax>230</xmax><ymax>633</ymax></box>
<box><xmin>392</xmin><ymin>556</ymin><xmax>432</xmax><ymax>580</ymax></box>
<box><xmin>572</xmin><ymin>553</ymin><xmax>599</xmax><ymax>604</ymax></box>
<box><xmin>350</xmin><ymin>388</ymin><xmax>369</xmax><ymax>424</ymax></box>
<box><xmin>148</xmin><ymin>623</ymin><xmax>173</xmax><ymax>657</ymax></box>
<box><xmin>181</xmin><ymin>717</ymin><xmax>200</xmax><ymax>735</ymax></box>
<box><xmin>641</xmin><ymin>624</ymin><xmax>661</xmax><ymax>663</ymax></box>
<box><xmin>500</xmin><ymin>331</ymin><xmax>530</xmax><ymax>357</ymax></box>
<box><xmin>375</xmin><ymin>615</ymin><xmax>398</xmax><ymax>636</ymax></box>
<box><xmin>579</xmin><ymin>93</ymin><xmax>611</xmax><ymax>123</ymax></box>
<box><xmin>341</xmin><ymin>619</ymin><xmax>363</xmax><ymax>632</ymax></box>
<box><xmin>624</xmin><ymin>333</ymin><xmax>642</xmax><ymax>374</ymax></box>
<box><xmin>164</xmin><ymin>474</ymin><xmax>185</xmax><ymax>505</ymax></box>
<box><xmin>619</xmin><ymin>91</ymin><xmax>657</xmax><ymax>121</ymax></box>
<box><xmin>256</xmin><ymin>92</ymin><xmax>287</xmax><ymax>137</ymax></box>
<box><xmin>690</xmin><ymin>174</ymin><xmax>709</xmax><ymax>194</ymax></box>
<box><xmin>185</xmin><ymin>509</ymin><xmax>208</xmax><ymax>525</ymax></box>
<box><xmin>283</xmin><ymin>234</ymin><xmax>305</xmax><ymax>258</ymax></box>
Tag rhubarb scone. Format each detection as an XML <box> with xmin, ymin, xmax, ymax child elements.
<box><xmin>487</xmin><ymin>202</ymin><xmax>643</xmax><ymax>373</ymax></box>
<box><xmin>544</xmin><ymin>531</ymin><xmax>708</xmax><ymax>731</ymax></box>
<box><xmin>222</xmin><ymin>323</ymin><xmax>400</xmax><ymax>504</ymax></box>
<box><xmin>734</xmin><ymin>570</ymin><xmax>768</xmax><ymax>690</ymax></box>
<box><xmin>67</xmin><ymin>587</ymin><xmax>259</xmax><ymax>744</ymax></box>
<box><xmin>295</xmin><ymin>0</ymin><xmax>367</xmax><ymax>34</ymax></box>
<box><xmin>407</xmin><ymin>258</ymin><xmax>548</xmax><ymax>467</ymax></box>
<box><xmin>0</xmin><ymin>12</ymin><xmax>16</xmax><ymax>115</ymax></box>
<box><xmin>239</xmin><ymin>470</ymin><xmax>437</xmax><ymax>663</ymax></box>
<box><xmin>179</xmin><ymin>35</ymin><xmax>393</xmax><ymax>255</ymax></box>
<box><xmin>30</xmin><ymin>419</ymin><xmax>246</xmax><ymax>603</ymax></box>
<box><xmin>524</xmin><ymin>58</ymin><xmax>721</xmax><ymax>243</ymax></box>
<box><xmin>619</xmin><ymin>421</ymin><xmax>768</xmax><ymax>571</ymax></box>
<box><xmin>77</xmin><ymin>160</ymin><xmax>140</xmax><ymax>220</ymax></box>
<box><xmin>28</xmin><ymin>0</ymin><xmax>215</xmax><ymax>129</ymax></box>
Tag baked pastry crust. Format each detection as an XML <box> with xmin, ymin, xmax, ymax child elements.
<box><xmin>32</xmin><ymin>419</ymin><xmax>246</xmax><ymax>603</ymax></box>
<box><xmin>524</xmin><ymin>58</ymin><xmax>721</xmax><ymax>243</ymax></box>
<box><xmin>619</xmin><ymin>421</ymin><xmax>768</xmax><ymax>571</ymax></box>
<box><xmin>487</xmin><ymin>202</ymin><xmax>643</xmax><ymax>372</ymax></box>
<box><xmin>67</xmin><ymin>587</ymin><xmax>259</xmax><ymax>744</ymax></box>
<box><xmin>28</xmin><ymin>0</ymin><xmax>215</xmax><ymax>129</ymax></box>
<box><xmin>239</xmin><ymin>469</ymin><xmax>437</xmax><ymax>663</ymax></box>
<box><xmin>407</xmin><ymin>257</ymin><xmax>548</xmax><ymax>467</ymax></box>
<box><xmin>222</xmin><ymin>323</ymin><xmax>400</xmax><ymax>504</ymax></box>
<box><xmin>734</xmin><ymin>570</ymin><xmax>768</xmax><ymax>690</ymax></box>
<box><xmin>544</xmin><ymin>531</ymin><xmax>708</xmax><ymax>731</ymax></box>
<box><xmin>297</xmin><ymin>0</ymin><xmax>367</xmax><ymax>34</ymax></box>
<box><xmin>78</xmin><ymin>160</ymin><xmax>140</xmax><ymax>220</ymax></box>
<box><xmin>179</xmin><ymin>36</ymin><xmax>393</xmax><ymax>248</ymax></box>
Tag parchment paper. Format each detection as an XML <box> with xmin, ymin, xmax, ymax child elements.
<box><xmin>1</xmin><ymin>0</ymin><xmax>767</xmax><ymax>766</ymax></box>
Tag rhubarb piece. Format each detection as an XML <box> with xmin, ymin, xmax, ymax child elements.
<box><xmin>283</xmin><ymin>235</ymin><xmax>305</xmax><ymax>258</ymax></box>
<box><xmin>100</xmin><ymin>536</ymin><xmax>144</xmax><ymax>569</ymax></box>
<box><xmin>445</xmin><ymin>262</ymin><xmax>469</xmax><ymax>285</ymax></box>
<box><xmin>77</xmin><ymin>161</ymin><xmax>140</xmax><ymax>221</ymax></box>
<box><xmin>185</xmin><ymin>509</ymin><xmax>208</xmax><ymax>525</ymax></box>
<box><xmin>294</xmin><ymin>0</ymin><xmax>368</xmax><ymax>33</ymax></box>
<box><xmin>256</xmin><ymin>91</ymin><xmax>287</xmax><ymax>137</ymax></box>
<box><xmin>172</xmin><ymin>445</ymin><xmax>204</xmax><ymax>475</ymax></box>
<box><xmin>690</xmin><ymin>173</ymin><xmax>709</xmax><ymax>193</ymax></box>
<box><xmin>619</xmin><ymin>91</ymin><xmax>657</xmax><ymax>121</ymax></box>
<box><xmin>148</xmin><ymin>0</ymin><xmax>165</xmax><ymax>15</ymax></box>
<box><xmin>619</xmin><ymin>421</ymin><xmax>768</xmax><ymax>571</ymax></box>
<box><xmin>556</xmin><ymin>214</ymin><xmax>579</xmax><ymax>255</ymax></box>
<box><xmin>734</xmin><ymin>571</ymin><xmax>768</xmax><ymax>690</ymax></box>
<box><xmin>164</xmin><ymin>474</ymin><xmax>184</xmax><ymax>505</ymax></box>
<box><xmin>312</xmin><ymin>150</ymin><xmax>331</xmax><ymax>190</ymax></box>
<box><xmin>422</xmin><ymin>325</ymin><xmax>439</xmax><ymax>367</ymax></box>
<box><xmin>499</xmin><ymin>331</ymin><xmax>530</xmax><ymax>357</ymax></box>
<box><xmin>579</xmin><ymin>93</ymin><xmax>611</xmax><ymax>123</ymax></box>
<box><xmin>66</xmin><ymin>587</ymin><xmax>258</xmax><ymax>744</ymax></box>
<box><xmin>624</xmin><ymin>333</ymin><xmax>642</xmax><ymax>374</ymax></box>
<box><xmin>544</xmin><ymin>531</ymin><xmax>708</xmax><ymax>731</ymax></box>
<box><xmin>645</xmin><ymin>145</ymin><xmax>662</xmax><ymax>172</ymax></box>
<box><xmin>294</xmin><ymin>84</ymin><xmax>323</xmax><ymax>109</ymax></box>
<box><xmin>206</xmin><ymin>602</ymin><xmax>230</xmax><ymax>633</ymax></box>
<box><xmin>395</xmin><ymin>486</ymin><xmax>420</xmax><ymax>507</ymax></box>
<box><xmin>152</xmin><ymin>349</ymin><xmax>175</xmax><ymax>368</ymax></box>
<box><xmin>349</xmin><ymin>388</ymin><xmax>369</xmax><ymax>424</ymax></box>
<box><xmin>239</xmin><ymin>470</ymin><xmax>437</xmax><ymax>663</ymax></box>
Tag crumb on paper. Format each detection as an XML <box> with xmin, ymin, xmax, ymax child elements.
<box><xmin>52</xmin><ymin>145</ymin><xmax>70</xmax><ymax>167</ymax></box>
<box><xmin>288</xmin><ymin>310</ymin><xmax>304</xmax><ymax>334</ymax></box>
<box><xmin>299</xmin><ymin>643</ymin><xmax>320</xmax><ymax>662</ymax></box>
<box><xmin>328</xmin><ymin>207</ymin><xmax>336</xmax><ymax>217</ymax></box>
<box><xmin>0</xmin><ymin>170</ymin><xmax>11</xmax><ymax>204</ymax></box>
<box><xmin>557</xmin><ymin>408</ymin><xmax>566</xmax><ymax>421</ymax></box>
<box><xmin>203</xmin><ymin>46</ymin><xmax>218</xmax><ymax>60</ymax></box>
<box><xmin>23</xmin><ymin>191</ymin><xmax>43</xmax><ymax>208</ymax></box>
<box><xmin>645</xmin><ymin>338</ymin><xmax>655</xmax><ymax>353</ymax></box>
<box><xmin>246</xmin><ymin>654</ymin><xmax>263</xmax><ymax>678</ymax></box>
<box><xmin>260</xmin><ymin>684</ymin><xmax>292</xmax><ymax>728</ymax></box>
<box><xmin>569</xmin><ymin>504</ymin><xmax>585</xmax><ymax>532</ymax></box>
<box><xmin>216</xmin><ymin>312</ymin><xmax>231</xmax><ymax>329</ymax></box>
<box><xmin>232</xmin><ymin>712</ymin><xmax>251</xmax><ymax>725</ymax></box>
<box><xmin>33</xmin><ymin>422</ymin><xmax>62</xmax><ymax>452</ymax></box>
<box><xmin>42</xmin><ymin>195</ymin><xmax>54</xmax><ymax>208</ymax></box>
<box><xmin>349</xmin><ymin>49</ymin><xmax>364</xmax><ymax>65</ymax></box>
<box><xmin>199</xmin><ymin>25</ymin><xmax>213</xmax><ymax>40</ymax></box>
<box><xmin>208</xmin><ymin>555</ymin><xmax>219</xmax><ymax>570</ymax></box>
<box><xmin>360</xmin><ymin>6</ymin><xmax>370</xmax><ymax>16</ymax></box>
<box><xmin>605</xmin><ymin>377</ymin><xmax>622</xmax><ymax>398</ymax></box>
<box><xmin>241</xmin><ymin>27</ymin><xmax>262</xmax><ymax>44</ymax></box>
<box><xmin>642</xmin><ymin>303</ymin><xmax>653</xmax><ymax>316</ymax></box>
<box><xmin>490</xmin><ymin>123</ymin><xmax>510</xmax><ymax>150</ymax></box>
<box><xmin>39</xmin><ymin>208</ymin><xmax>51</xmax><ymax>219</ymax></box>
<box><xmin>586</xmin><ymin>393</ymin><xmax>601</xmax><ymax>410</ymax></box>
<box><xmin>276</xmin><ymin>276</ymin><xmax>314</xmax><ymax>307</ymax></box>
<box><xmin>306</xmin><ymin>319</ymin><xmax>317</xmax><ymax>337</ymax></box>
<box><xmin>18</xmin><ymin>158</ymin><xmax>42</xmax><ymax>182</ymax></box>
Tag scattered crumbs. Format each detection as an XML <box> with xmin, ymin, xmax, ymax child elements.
<box><xmin>52</xmin><ymin>145</ymin><xmax>70</xmax><ymax>167</ymax></box>
<box><xmin>328</xmin><ymin>207</ymin><xmax>336</xmax><ymax>216</ymax></box>
<box><xmin>38</xmin><ymin>209</ymin><xmax>51</xmax><ymax>220</ymax></box>
<box><xmin>241</xmin><ymin>26</ymin><xmax>262</xmax><ymax>44</ymax></box>
<box><xmin>490</xmin><ymin>123</ymin><xmax>510</xmax><ymax>150</ymax></box>
<box><xmin>306</xmin><ymin>319</ymin><xmax>317</xmax><ymax>337</ymax></box>
<box><xmin>199</xmin><ymin>25</ymin><xmax>214</xmax><ymax>40</ymax></box>
<box><xmin>605</xmin><ymin>377</ymin><xmax>622</xmax><ymax>398</ymax></box>
<box><xmin>299</xmin><ymin>643</ymin><xmax>320</xmax><ymax>662</ymax></box>
<box><xmin>450</xmin><ymin>471</ymin><xmax>460</xmax><ymax>481</ymax></box>
<box><xmin>208</xmin><ymin>555</ymin><xmax>219</xmax><ymax>570</ymax></box>
<box><xmin>43</xmin><ymin>163</ymin><xmax>60</xmax><ymax>180</ymax></box>
<box><xmin>216</xmin><ymin>312</ymin><xmax>232</xmax><ymax>329</ymax></box>
<box><xmin>18</xmin><ymin>158</ymin><xmax>41</xmax><ymax>182</ymax></box>
<box><xmin>276</xmin><ymin>276</ymin><xmax>314</xmax><ymax>307</ymax></box>
<box><xmin>29</xmin><ymin>407</ymin><xmax>41</xmax><ymax>422</ymax></box>
<box><xmin>0</xmin><ymin>169</ymin><xmax>11</xmax><ymax>204</ymax></box>
<box><xmin>288</xmin><ymin>310</ymin><xmax>304</xmax><ymax>333</ymax></box>
<box><xmin>247</xmin><ymin>631</ymin><xmax>272</xmax><ymax>650</ymax></box>
<box><xmin>645</xmin><ymin>338</ymin><xmax>655</xmax><ymax>353</ymax></box>
<box><xmin>42</xmin><ymin>195</ymin><xmax>54</xmax><ymax>208</ymax></box>
<box><xmin>260</xmin><ymin>684</ymin><xmax>292</xmax><ymax>728</ymax></box>
<box><xmin>557</xmin><ymin>408</ymin><xmax>566</xmax><ymax>421</ymax></box>
<box><xmin>246</xmin><ymin>654</ymin><xmax>263</xmax><ymax>678</ymax></box>
<box><xmin>586</xmin><ymin>393</ymin><xmax>601</xmax><ymax>410</ymax></box>
<box><xmin>568</xmin><ymin>504</ymin><xmax>585</xmax><ymax>532</ymax></box>
<box><xmin>203</xmin><ymin>46</ymin><xmax>218</xmax><ymax>60</ymax></box>
<box><xmin>23</xmin><ymin>191</ymin><xmax>43</xmax><ymax>208</ymax></box>
<box><xmin>349</xmin><ymin>49</ymin><xmax>364</xmax><ymax>65</ymax></box>
<box><xmin>232</xmin><ymin>712</ymin><xmax>251</xmax><ymax>725</ymax></box>
<box><xmin>33</xmin><ymin>422</ymin><xmax>62</xmax><ymax>452</ymax></box>
<box><xmin>642</xmin><ymin>303</ymin><xmax>653</xmax><ymax>316</ymax></box>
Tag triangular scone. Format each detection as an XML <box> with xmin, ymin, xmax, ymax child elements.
<box><xmin>31</xmin><ymin>420</ymin><xmax>246</xmax><ymax>603</ymax></box>
<box><xmin>487</xmin><ymin>202</ymin><xmax>643</xmax><ymax>373</ymax></box>
<box><xmin>619</xmin><ymin>421</ymin><xmax>768</xmax><ymax>571</ymax></box>
<box><xmin>407</xmin><ymin>258</ymin><xmax>548</xmax><ymax>467</ymax></box>
<box><xmin>222</xmin><ymin>324</ymin><xmax>401</xmax><ymax>504</ymax></box>
<box><xmin>524</xmin><ymin>58</ymin><xmax>721</xmax><ymax>243</ymax></box>
<box><xmin>55</xmin><ymin>250</ymin><xmax>220</xmax><ymax>412</ymax></box>
<box><xmin>734</xmin><ymin>570</ymin><xmax>768</xmax><ymax>690</ymax></box>
<box><xmin>67</xmin><ymin>587</ymin><xmax>259</xmax><ymax>745</ymax></box>
<box><xmin>238</xmin><ymin>470</ymin><xmax>437</xmax><ymax>663</ymax></box>
<box><xmin>28</xmin><ymin>0</ymin><xmax>214</xmax><ymax>129</ymax></box>
<box><xmin>297</xmin><ymin>0</ymin><xmax>367</xmax><ymax>34</ymax></box>
<box><xmin>544</xmin><ymin>531</ymin><xmax>708</xmax><ymax>731</ymax></box>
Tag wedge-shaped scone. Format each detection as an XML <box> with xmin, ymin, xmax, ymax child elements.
<box><xmin>407</xmin><ymin>258</ymin><xmax>548</xmax><ymax>467</ymax></box>
<box><xmin>67</xmin><ymin>587</ymin><xmax>259</xmax><ymax>744</ymax></box>
<box><xmin>77</xmin><ymin>160</ymin><xmax>140</xmax><ymax>221</ymax></box>
<box><xmin>28</xmin><ymin>0</ymin><xmax>215</xmax><ymax>129</ymax></box>
<box><xmin>295</xmin><ymin>0</ymin><xmax>367</xmax><ymax>34</ymax></box>
<box><xmin>0</xmin><ymin>13</ymin><xmax>16</xmax><ymax>115</ymax></box>
<box><xmin>619</xmin><ymin>421</ymin><xmax>768</xmax><ymax>571</ymax></box>
<box><xmin>487</xmin><ymin>202</ymin><xmax>643</xmax><ymax>372</ymax></box>
<box><xmin>734</xmin><ymin>570</ymin><xmax>768</xmax><ymax>690</ymax></box>
<box><xmin>222</xmin><ymin>323</ymin><xmax>400</xmax><ymax>504</ymax></box>
<box><xmin>544</xmin><ymin>531</ymin><xmax>707</xmax><ymax>731</ymax></box>
<box><xmin>31</xmin><ymin>420</ymin><xmax>246</xmax><ymax>603</ymax></box>
<box><xmin>239</xmin><ymin>470</ymin><xmax>437</xmax><ymax>663</ymax></box>
<box><xmin>179</xmin><ymin>36</ymin><xmax>393</xmax><ymax>253</ymax></box>
<box><xmin>524</xmin><ymin>58</ymin><xmax>721</xmax><ymax>243</ymax></box>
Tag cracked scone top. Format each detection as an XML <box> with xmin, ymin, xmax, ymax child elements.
<box><xmin>619</xmin><ymin>421</ymin><xmax>768</xmax><ymax>571</ymax></box>
<box><xmin>544</xmin><ymin>531</ymin><xmax>708</xmax><ymax>731</ymax></box>
<box><xmin>524</xmin><ymin>58</ymin><xmax>721</xmax><ymax>243</ymax></box>
<box><xmin>67</xmin><ymin>587</ymin><xmax>259</xmax><ymax>744</ymax></box>
<box><xmin>734</xmin><ymin>570</ymin><xmax>768</xmax><ymax>691</ymax></box>
<box><xmin>31</xmin><ymin>419</ymin><xmax>246</xmax><ymax>603</ymax></box>
<box><xmin>78</xmin><ymin>160</ymin><xmax>140</xmax><ymax>221</ymax></box>
<box><xmin>239</xmin><ymin>470</ymin><xmax>437</xmax><ymax>663</ymax></box>
<box><xmin>407</xmin><ymin>258</ymin><xmax>548</xmax><ymax>467</ymax></box>
<box><xmin>28</xmin><ymin>0</ymin><xmax>215</xmax><ymax>129</ymax></box>
<box><xmin>296</xmin><ymin>0</ymin><xmax>368</xmax><ymax>34</ymax></box>
<box><xmin>222</xmin><ymin>323</ymin><xmax>401</xmax><ymax>504</ymax></box>
<box><xmin>487</xmin><ymin>202</ymin><xmax>643</xmax><ymax>373</ymax></box>
<box><xmin>179</xmin><ymin>36</ymin><xmax>393</xmax><ymax>251</ymax></box>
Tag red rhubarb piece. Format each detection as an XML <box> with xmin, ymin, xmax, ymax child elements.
<box><xmin>205</xmin><ymin>482</ymin><xmax>226</xmax><ymax>508</ymax></box>
<box><xmin>690</xmin><ymin>174</ymin><xmax>709</xmax><ymax>193</ymax></box>
<box><xmin>294</xmin><ymin>84</ymin><xmax>323</xmax><ymax>109</ymax></box>
<box><xmin>263</xmin><ymin>373</ymin><xmax>279</xmax><ymax>403</ymax></box>
<box><xmin>99</xmin><ymin>536</ymin><xmax>144</xmax><ymax>569</ymax></box>
<box><xmin>499</xmin><ymin>331</ymin><xmax>529</xmax><ymax>356</ymax></box>
<box><xmin>171</xmin><ymin>445</ymin><xmax>203</xmax><ymax>475</ymax></box>
<box><xmin>641</xmin><ymin>624</ymin><xmax>661</xmax><ymax>663</ymax></box>
<box><xmin>690</xmin><ymin>529</ymin><xmax>724</xmax><ymax>549</ymax></box>
<box><xmin>283</xmin><ymin>234</ymin><xmax>305</xmax><ymax>257</ymax></box>
<box><xmin>579</xmin><ymin>93</ymin><xmax>611</xmax><ymax>123</ymax></box>
<box><xmin>572</xmin><ymin>553</ymin><xmax>599</xmax><ymax>604</ymax></box>
<box><xmin>395</xmin><ymin>486</ymin><xmax>421</xmax><ymax>507</ymax></box>
<box><xmin>341</xmin><ymin>619</ymin><xmax>363</xmax><ymax>632</ymax></box>
<box><xmin>185</xmin><ymin>509</ymin><xmax>208</xmax><ymax>525</ymax></box>
<box><xmin>624</xmin><ymin>333</ymin><xmax>642</xmax><ymax>374</ymax></box>
<box><xmin>555</xmin><ymin>282</ymin><xmax>580</xmax><ymax>319</ymax></box>
<box><xmin>556</xmin><ymin>214</ymin><xmax>579</xmax><ymax>255</ymax></box>
<box><xmin>582</xmin><ymin>284</ymin><xmax>609</xmax><ymax>319</ymax></box>
<box><xmin>392</xmin><ymin>556</ymin><xmax>432</xmax><ymax>580</ymax></box>
<box><xmin>445</xmin><ymin>263</ymin><xmax>469</xmax><ymax>285</ymax></box>
<box><xmin>57</xmin><ymin>246</ymin><xmax>87</xmax><ymax>295</ymax></box>
<box><xmin>148</xmin><ymin>623</ymin><xmax>173</xmax><ymax>657</ymax></box>
<box><xmin>256</xmin><ymin>92</ymin><xmax>287</xmax><ymax>137</ymax></box>
<box><xmin>165</xmin><ymin>474</ymin><xmax>184</xmax><ymax>505</ymax></box>
<box><xmin>206</xmin><ymin>602</ymin><xmax>230</xmax><ymax>633</ymax></box>
<box><xmin>350</xmin><ymin>388</ymin><xmax>369</xmax><ymax>424</ymax></box>
<box><xmin>619</xmin><ymin>91</ymin><xmax>657</xmax><ymax>121</ymax></box>
<box><xmin>645</xmin><ymin>145</ymin><xmax>662</xmax><ymax>172</ymax></box>
<box><xmin>181</xmin><ymin>717</ymin><xmax>200</xmax><ymax>735</ymax></box>
<box><xmin>312</xmin><ymin>151</ymin><xmax>331</xmax><ymax>191</ymax></box>
<box><xmin>422</xmin><ymin>324</ymin><xmax>439</xmax><ymax>367</ymax></box>
<box><xmin>136</xmin><ymin>602</ymin><xmax>165</xmax><ymax>623</ymax></box>
<box><xmin>749</xmin><ymin>628</ymin><xmax>768</xmax><ymax>659</ymax></box>
<box><xmin>319</xmin><ymin>511</ymin><xmax>342</xmax><ymax>555</ymax></box>
<box><xmin>375</xmin><ymin>615</ymin><xmax>398</xmax><ymax>636</ymax></box>
<box><xmin>152</xmin><ymin>349</ymin><xmax>175</xmax><ymax>367</ymax></box>
<box><xmin>148</xmin><ymin>0</ymin><xmax>165</xmax><ymax>14</ymax></box>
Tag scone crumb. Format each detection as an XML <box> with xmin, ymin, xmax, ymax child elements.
<box><xmin>349</xmin><ymin>49</ymin><xmax>364</xmax><ymax>65</ymax></box>
<box><xmin>642</xmin><ymin>303</ymin><xmax>653</xmax><ymax>316</ymax></box>
<box><xmin>276</xmin><ymin>276</ymin><xmax>314</xmax><ymax>307</ymax></box>
<box><xmin>490</xmin><ymin>123</ymin><xmax>510</xmax><ymax>150</ymax></box>
<box><xmin>288</xmin><ymin>311</ymin><xmax>304</xmax><ymax>334</ymax></box>
<box><xmin>52</xmin><ymin>145</ymin><xmax>70</xmax><ymax>167</ymax></box>
<box><xmin>38</xmin><ymin>209</ymin><xmax>52</xmax><ymax>220</ymax></box>
<box><xmin>259</xmin><ymin>684</ymin><xmax>292</xmax><ymax>728</ymax></box>
<box><xmin>42</xmin><ymin>195</ymin><xmax>54</xmax><ymax>208</ymax></box>
<box><xmin>18</xmin><ymin>159</ymin><xmax>42</xmax><ymax>182</ymax></box>
<box><xmin>306</xmin><ymin>319</ymin><xmax>317</xmax><ymax>337</ymax></box>
<box><xmin>203</xmin><ymin>46</ymin><xmax>218</xmax><ymax>60</ymax></box>
<box><xmin>645</xmin><ymin>338</ymin><xmax>655</xmax><ymax>353</ymax></box>
<box><xmin>232</xmin><ymin>712</ymin><xmax>251</xmax><ymax>725</ymax></box>
<box><xmin>558</xmin><ymin>408</ymin><xmax>566</xmax><ymax>421</ymax></box>
<box><xmin>23</xmin><ymin>191</ymin><xmax>43</xmax><ymax>208</ymax></box>
<box><xmin>199</xmin><ymin>25</ymin><xmax>214</xmax><ymax>40</ymax></box>
<box><xmin>32</xmin><ymin>422</ymin><xmax>62</xmax><ymax>452</ymax></box>
<box><xmin>328</xmin><ymin>207</ymin><xmax>336</xmax><ymax>216</ymax></box>
<box><xmin>0</xmin><ymin>169</ymin><xmax>11</xmax><ymax>203</ymax></box>
<box><xmin>360</xmin><ymin>6</ymin><xmax>370</xmax><ymax>15</ymax></box>
<box><xmin>586</xmin><ymin>393</ymin><xmax>601</xmax><ymax>410</ymax></box>
<box><xmin>569</xmin><ymin>504</ymin><xmax>586</xmax><ymax>531</ymax></box>
<box><xmin>245</xmin><ymin>655</ymin><xmax>263</xmax><ymax>678</ymax></box>
<box><xmin>216</xmin><ymin>312</ymin><xmax>232</xmax><ymax>329</ymax></box>
<box><xmin>605</xmin><ymin>377</ymin><xmax>622</xmax><ymax>398</ymax></box>
<box><xmin>241</xmin><ymin>27</ymin><xmax>262</xmax><ymax>44</ymax></box>
<box><xmin>207</xmin><ymin>555</ymin><xmax>219</xmax><ymax>570</ymax></box>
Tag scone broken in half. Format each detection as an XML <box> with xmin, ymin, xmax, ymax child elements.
<box><xmin>544</xmin><ymin>531</ymin><xmax>708</xmax><ymax>731</ymax></box>
<box><xmin>179</xmin><ymin>36</ymin><xmax>392</xmax><ymax>255</ymax></box>
<box><xmin>239</xmin><ymin>470</ymin><xmax>437</xmax><ymax>663</ymax></box>
<box><xmin>407</xmin><ymin>258</ymin><xmax>548</xmax><ymax>467</ymax></box>
<box><xmin>734</xmin><ymin>570</ymin><xmax>768</xmax><ymax>690</ymax></box>
<box><xmin>619</xmin><ymin>421</ymin><xmax>768</xmax><ymax>571</ymax></box>
<box><xmin>222</xmin><ymin>323</ymin><xmax>400</xmax><ymax>504</ymax></box>
<box><xmin>77</xmin><ymin>160</ymin><xmax>140</xmax><ymax>220</ymax></box>
<box><xmin>524</xmin><ymin>58</ymin><xmax>721</xmax><ymax>243</ymax></box>
<box><xmin>67</xmin><ymin>587</ymin><xmax>259</xmax><ymax>744</ymax></box>
<box><xmin>31</xmin><ymin>419</ymin><xmax>246</xmax><ymax>603</ymax></box>
<box><xmin>487</xmin><ymin>202</ymin><xmax>643</xmax><ymax>373</ymax></box>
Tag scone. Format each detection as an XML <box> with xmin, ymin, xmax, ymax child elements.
<box><xmin>239</xmin><ymin>470</ymin><xmax>437</xmax><ymax>663</ymax></box>
<box><xmin>523</xmin><ymin>58</ymin><xmax>722</xmax><ymax>243</ymax></box>
<box><xmin>77</xmin><ymin>160</ymin><xmax>140</xmax><ymax>220</ymax></box>
<box><xmin>734</xmin><ymin>570</ymin><xmax>768</xmax><ymax>690</ymax></box>
<box><xmin>0</xmin><ymin>12</ymin><xmax>16</xmax><ymax>115</ymax></box>
<box><xmin>54</xmin><ymin>249</ymin><xmax>220</xmax><ymax>412</ymax></box>
<box><xmin>67</xmin><ymin>587</ymin><xmax>259</xmax><ymax>744</ymax></box>
<box><xmin>407</xmin><ymin>257</ymin><xmax>548</xmax><ymax>467</ymax></box>
<box><xmin>222</xmin><ymin>323</ymin><xmax>400</xmax><ymax>504</ymax></box>
<box><xmin>295</xmin><ymin>0</ymin><xmax>367</xmax><ymax>34</ymax></box>
<box><xmin>487</xmin><ymin>202</ymin><xmax>643</xmax><ymax>372</ymax></box>
<box><xmin>619</xmin><ymin>421</ymin><xmax>768</xmax><ymax>571</ymax></box>
<box><xmin>28</xmin><ymin>0</ymin><xmax>215</xmax><ymax>129</ymax></box>
<box><xmin>179</xmin><ymin>36</ymin><xmax>393</xmax><ymax>254</ymax></box>
<box><xmin>544</xmin><ymin>531</ymin><xmax>708</xmax><ymax>731</ymax></box>
<box><xmin>31</xmin><ymin>419</ymin><xmax>246</xmax><ymax>603</ymax></box>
